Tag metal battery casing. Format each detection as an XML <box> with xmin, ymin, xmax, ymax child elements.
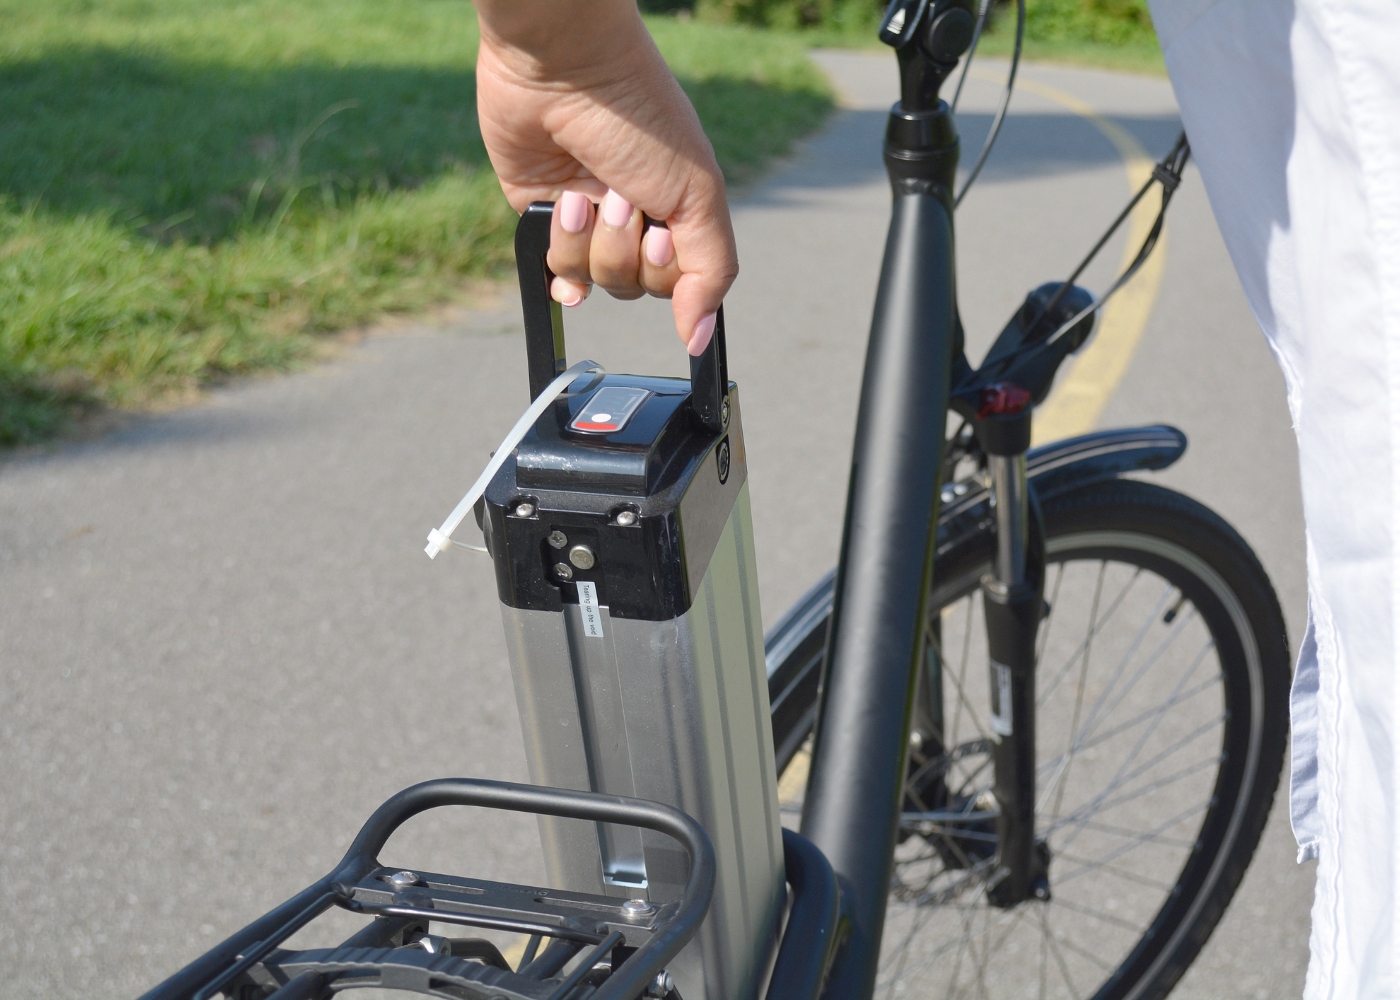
<box><xmin>480</xmin><ymin>373</ymin><xmax>783</xmax><ymax>1000</ymax></box>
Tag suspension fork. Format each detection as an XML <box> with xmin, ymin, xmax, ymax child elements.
<box><xmin>976</xmin><ymin>409</ymin><xmax>1048</xmax><ymax>907</ymax></box>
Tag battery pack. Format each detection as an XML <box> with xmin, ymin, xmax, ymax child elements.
<box><xmin>476</xmin><ymin>205</ymin><xmax>785</xmax><ymax>1000</ymax></box>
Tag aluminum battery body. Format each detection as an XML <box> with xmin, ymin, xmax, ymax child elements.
<box><xmin>479</xmin><ymin>374</ymin><xmax>784</xmax><ymax>1000</ymax></box>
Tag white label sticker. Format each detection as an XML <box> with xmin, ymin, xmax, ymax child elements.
<box><xmin>989</xmin><ymin>661</ymin><xmax>1014</xmax><ymax>738</ymax></box>
<box><xmin>578</xmin><ymin>581</ymin><xmax>605</xmax><ymax>639</ymax></box>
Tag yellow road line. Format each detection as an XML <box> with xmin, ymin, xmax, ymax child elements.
<box><xmin>970</xmin><ymin>72</ymin><xmax>1168</xmax><ymax>445</ymax></box>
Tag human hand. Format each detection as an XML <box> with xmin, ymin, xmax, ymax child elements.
<box><xmin>474</xmin><ymin>0</ymin><xmax>736</xmax><ymax>355</ymax></box>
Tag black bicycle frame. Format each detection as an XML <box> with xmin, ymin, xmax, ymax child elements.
<box><xmin>800</xmin><ymin>2</ymin><xmax>1044</xmax><ymax>995</ymax></box>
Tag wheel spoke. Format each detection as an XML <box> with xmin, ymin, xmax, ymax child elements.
<box><xmin>1053</xmin><ymin>801</ymin><xmax>1210</xmax><ymax>887</ymax></box>
<box><xmin>873</xmin><ymin>528</ymin><xmax>1264</xmax><ymax>1000</ymax></box>
<box><xmin>1040</xmin><ymin>906</ymin><xmax>1083</xmax><ymax>999</ymax></box>
<box><xmin>1048</xmin><ymin>895</ymin><xmax>1145</xmax><ymax>935</ymax></box>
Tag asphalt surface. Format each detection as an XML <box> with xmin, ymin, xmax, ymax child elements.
<box><xmin>0</xmin><ymin>52</ymin><xmax>1311</xmax><ymax>998</ymax></box>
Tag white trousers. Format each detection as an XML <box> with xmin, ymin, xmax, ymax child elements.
<box><xmin>1146</xmin><ymin>1</ymin><xmax>1400</xmax><ymax>995</ymax></box>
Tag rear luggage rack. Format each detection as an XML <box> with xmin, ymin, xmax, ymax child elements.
<box><xmin>139</xmin><ymin>779</ymin><xmax>715</xmax><ymax>1000</ymax></box>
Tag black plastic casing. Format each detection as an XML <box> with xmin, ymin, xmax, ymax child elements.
<box><xmin>479</xmin><ymin>373</ymin><xmax>744</xmax><ymax>623</ymax></box>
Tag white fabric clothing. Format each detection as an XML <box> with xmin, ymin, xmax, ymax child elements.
<box><xmin>1146</xmin><ymin>1</ymin><xmax>1400</xmax><ymax>995</ymax></box>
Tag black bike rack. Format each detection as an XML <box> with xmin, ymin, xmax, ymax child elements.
<box><xmin>140</xmin><ymin>779</ymin><xmax>714</xmax><ymax>1000</ymax></box>
<box><xmin>139</xmin><ymin>778</ymin><xmax>844</xmax><ymax>1000</ymax></box>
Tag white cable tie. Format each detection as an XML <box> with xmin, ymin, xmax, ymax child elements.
<box><xmin>425</xmin><ymin>359</ymin><xmax>604</xmax><ymax>559</ymax></box>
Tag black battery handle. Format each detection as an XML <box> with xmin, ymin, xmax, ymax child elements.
<box><xmin>515</xmin><ymin>202</ymin><xmax>569</xmax><ymax>401</ymax></box>
<box><xmin>515</xmin><ymin>201</ymin><xmax>729</xmax><ymax>431</ymax></box>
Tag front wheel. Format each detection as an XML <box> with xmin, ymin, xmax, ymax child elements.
<box><xmin>780</xmin><ymin>479</ymin><xmax>1291</xmax><ymax>1000</ymax></box>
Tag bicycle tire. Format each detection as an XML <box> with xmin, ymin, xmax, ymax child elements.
<box><xmin>779</xmin><ymin>478</ymin><xmax>1290</xmax><ymax>1000</ymax></box>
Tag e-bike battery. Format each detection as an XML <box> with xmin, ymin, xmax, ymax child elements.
<box><xmin>479</xmin><ymin>369</ymin><xmax>784</xmax><ymax>1000</ymax></box>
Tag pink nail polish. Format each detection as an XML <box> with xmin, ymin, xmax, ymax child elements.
<box><xmin>559</xmin><ymin>191</ymin><xmax>589</xmax><ymax>234</ymax></box>
<box><xmin>601</xmin><ymin>190</ymin><xmax>633</xmax><ymax>229</ymax></box>
<box><xmin>688</xmin><ymin>313</ymin><xmax>717</xmax><ymax>357</ymax></box>
<box><xmin>645</xmin><ymin>227</ymin><xmax>674</xmax><ymax>267</ymax></box>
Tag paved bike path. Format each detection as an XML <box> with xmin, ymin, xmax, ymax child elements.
<box><xmin>0</xmin><ymin>53</ymin><xmax>1308</xmax><ymax>998</ymax></box>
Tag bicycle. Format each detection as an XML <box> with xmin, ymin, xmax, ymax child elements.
<box><xmin>142</xmin><ymin>2</ymin><xmax>1290</xmax><ymax>999</ymax></box>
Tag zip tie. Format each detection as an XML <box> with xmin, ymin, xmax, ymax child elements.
<box><xmin>425</xmin><ymin>359</ymin><xmax>604</xmax><ymax>559</ymax></box>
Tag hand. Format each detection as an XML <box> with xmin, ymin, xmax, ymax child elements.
<box><xmin>474</xmin><ymin>0</ymin><xmax>736</xmax><ymax>354</ymax></box>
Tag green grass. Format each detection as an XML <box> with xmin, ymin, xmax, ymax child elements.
<box><xmin>715</xmin><ymin>0</ymin><xmax>1165</xmax><ymax>75</ymax></box>
<box><xmin>0</xmin><ymin>0</ymin><xmax>833</xmax><ymax>445</ymax></box>
<box><xmin>975</xmin><ymin>0</ymin><xmax>1164</xmax><ymax>75</ymax></box>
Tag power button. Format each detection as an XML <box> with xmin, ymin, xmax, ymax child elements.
<box><xmin>569</xmin><ymin>386</ymin><xmax>651</xmax><ymax>434</ymax></box>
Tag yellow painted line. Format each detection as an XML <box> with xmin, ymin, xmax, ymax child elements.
<box><xmin>970</xmin><ymin>71</ymin><xmax>1168</xmax><ymax>445</ymax></box>
<box><xmin>777</xmin><ymin>743</ymin><xmax>811</xmax><ymax>807</ymax></box>
<box><xmin>502</xmin><ymin>935</ymin><xmax>530</xmax><ymax>969</ymax></box>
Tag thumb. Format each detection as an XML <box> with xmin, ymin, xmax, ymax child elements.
<box><xmin>665</xmin><ymin>195</ymin><xmax>739</xmax><ymax>353</ymax></box>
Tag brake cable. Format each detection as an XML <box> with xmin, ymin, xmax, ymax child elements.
<box><xmin>1033</xmin><ymin>131</ymin><xmax>1192</xmax><ymax>347</ymax></box>
<box><xmin>952</xmin><ymin>0</ymin><xmax>1025</xmax><ymax>207</ymax></box>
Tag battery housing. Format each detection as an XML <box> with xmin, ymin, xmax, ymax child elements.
<box><xmin>480</xmin><ymin>370</ymin><xmax>784</xmax><ymax>1000</ymax></box>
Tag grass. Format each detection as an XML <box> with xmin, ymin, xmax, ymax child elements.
<box><xmin>974</xmin><ymin>2</ymin><xmax>1164</xmax><ymax>76</ymax></box>
<box><xmin>0</xmin><ymin>0</ymin><xmax>833</xmax><ymax>446</ymax></box>
<box><xmin>772</xmin><ymin>1</ymin><xmax>1165</xmax><ymax>75</ymax></box>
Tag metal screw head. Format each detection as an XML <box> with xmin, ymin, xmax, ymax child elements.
<box><xmin>547</xmin><ymin>530</ymin><xmax>569</xmax><ymax>550</ymax></box>
<box><xmin>513</xmin><ymin>502</ymin><xmax>536</xmax><ymax>518</ymax></box>
<box><xmin>721</xmin><ymin>400</ymin><xmax>731</xmax><ymax>427</ymax></box>
<box><xmin>387</xmin><ymin>870</ymin><xmax>421</xmax><ymax>890</ymax></box>
<box><xmin>614</xmin><ymin>510</ymin><xmax>637</xmax><ymax>527</ymax></box>
<box><xmin>621</xmin><ymin>898</ymin><xmax>655</xmax><ymax>919</ymax></box>
<box><xmin>568</xmin><ymin>544</ymin><xmax>596</xmax><ymax>570</ymax></box>
<box><xmin>647</xmin><ymin>969</ymin><xmax>674</xmax><ymax>997</ymax></box>
<box><xmin>553</xmin><ymin>562</ymin><xmax>573</xmax><ymax>581</ymax></box>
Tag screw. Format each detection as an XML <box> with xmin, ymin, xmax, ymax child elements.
<box><xmin>553</xmin><ymin>562</ymin><xmax>573</xmax><ymax>580</ymax></box>
<box><xmin>513</xmin><ymin>502</ymin><xmax>536</xmax><ymax>518</ymax></box>
<box><xmin>547</xmin><ymin>530</ymin><xmax>569</xmax><ymax>550</ymax></box>
<box><xmin>721</xmin><ymin>401</ymin><xmax>730</xmax><ymax>428</ymax></box>
<box><xmin>621</xmin><ymin>898</ymin><xmax>655</xmax><ymax>919</ymax></box>
<box><xmin>647</xmin><ymin>969</ymin><xmax>674</xmax><ymax>997</ymax></box>
<box><xmin>568</xmin><ymin>544</ymin><xmax>596</xmax><ymax>570</ymax></box>
<box><xmin>614</xmin><ymin>510</ymin><xmax>637</xmax><ymax>527</ymax></box>
<box><xmin>387</xmin><ymin>871</ymin><xmax>420</xmax><ymax>890</ymax></box>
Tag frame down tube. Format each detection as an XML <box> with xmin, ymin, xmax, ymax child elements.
<box><xmin>800</xmin><ymin>103</ymin><xmax>960</xmax><ymax>998</ymax></box>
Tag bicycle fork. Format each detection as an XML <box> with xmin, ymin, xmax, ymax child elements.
<box><xmin>978</xmin><ymin>408</ymin><xmax>1049</xmax><ymax>907</ymax></box>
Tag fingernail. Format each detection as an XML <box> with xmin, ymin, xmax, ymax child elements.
<box><xmin>559</xmin><ymin>191</ymin><xmax>589</xmax><ymax>234</ymax></box>
<box><xmin>601</xmin><ymin>189</ymin><xmax>633</xmax><ymax>229</ymax></box>
<box><xmin>688</xmin><ymin>313</ymin><xmax>717</xmax><ymax>357</ymax></box>
<box><xmin>552</xmin><ymin>277</ymin><xmax>585</xmax><ymax>307</ymax></box>
<box><xmin>644</xmin><ymin>227</ymin><xmax>674</xmax><ymax>267</ymax></box>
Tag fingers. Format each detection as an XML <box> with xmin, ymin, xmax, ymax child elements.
<box><xmin>588</xmin><ymin>191</ymin><xmax>644</xmax><ymax>300</ymax></box>
<box><xmin>639</xmin><ymin>225</ymin><xmax>680</xmax><ymax>298</ymax></box>
<box><xmin>548</xmin><ymin>189</ymin><xmax>681</xmax><ymax>306</ymax></box>
<box><xmin>547</xmin><ymin>191</ymin><xmax>594</xmax><ymax>295</ymax></box>
<box><xmin>544</xmin><ymin>182</ymin><xmax>732</xmax><ymax>349</ymax></box>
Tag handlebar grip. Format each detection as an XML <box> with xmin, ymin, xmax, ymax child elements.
<box><xmin>514</xmin><ymin>202</ymin><xmax>730</xmax><ymax>429</ymax></box>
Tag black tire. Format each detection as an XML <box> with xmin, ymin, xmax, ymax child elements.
<box><xmin>778</xmin><ymin>479</ymin><xmax>1290</xmax><ymax>1000</ymax></box>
